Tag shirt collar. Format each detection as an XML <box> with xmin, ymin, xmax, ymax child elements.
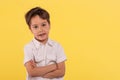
<box><xmin>32</xmin><ymin>38</ymin><xmax>54</xmax><ymax>48</ymax></box>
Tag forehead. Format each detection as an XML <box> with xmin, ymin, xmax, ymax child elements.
<box><xmin>30</xmin><ymin>15</ymin><xmax>48</xmax><ymax>24</ymax></box>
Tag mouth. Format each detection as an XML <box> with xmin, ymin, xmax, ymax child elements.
<box><xmin>38</xmin><ymin>33</ymin><xmax>46</xmax><ymax>37</ymax></box>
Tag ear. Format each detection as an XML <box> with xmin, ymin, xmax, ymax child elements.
<box><xmin>28</xmin><ymin>26</ymin><xmax>31</xmax><ymax>29</ymax></box>
<box><xmin>49</xmin><ymin>24</ymin><xmax>51</xmax><ymax>29</ymax></box>
<box><xmin>29</xmin><ymin>27</ymin><xmax>33</xmax><ymax>33</ymax></box>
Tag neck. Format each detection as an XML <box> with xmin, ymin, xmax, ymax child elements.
<box><xmin>35</xmin><ymin>38</ymin><xmax>48</xmax><ymax>45</ymax></box>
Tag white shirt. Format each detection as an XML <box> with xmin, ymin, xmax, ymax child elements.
<box><xmin>24</xmin><ymin>38</ymin><xmax>67</xmax><ymax>80</ymax></box>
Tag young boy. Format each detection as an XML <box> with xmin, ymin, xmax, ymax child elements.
<box><xmin>24</xmin><ymin>7</ymin><xmax>67</xmax><ymax>80</ymax></box>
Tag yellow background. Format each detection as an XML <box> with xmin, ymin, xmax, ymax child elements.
<box><xmin>0</xmin><ymin>0</ymin><xmax>120</xmax><ymax>80</ymax></box>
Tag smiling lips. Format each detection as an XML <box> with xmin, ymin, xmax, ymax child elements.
<box><xmin>38</xmin><ymin>33</ymin><xmax>46</xmax><ymax>37</ymax></box>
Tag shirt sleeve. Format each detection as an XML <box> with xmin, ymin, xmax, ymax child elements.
<box><xmin>23</xmin><ymin>45</ymin><xmax>34</xmax><ymax>65</ymax></box>
<box><xmin>56</xmin><ymin>44</ymin><xmax>67</xmax><ymax>63</ymax></box>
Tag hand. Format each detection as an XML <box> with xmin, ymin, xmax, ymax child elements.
<box><xmin>54</xmin><ymin>61</ymin><xmax>58</xmax><ymax>70</ymax></box>
<box><xmin>30</xmin><ymin>60</ymin><xmax>37</xmax><ymax>68</ymax></box>
<box><xmin>50</xmin><ymin>60</ymin><xmax>58</xmax><ymax>70</ymax></box>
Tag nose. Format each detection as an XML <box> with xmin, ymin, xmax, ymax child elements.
<box><xmin>38</xmin><ymin>26</ymin><xmax>43</xmax><ymax>32</ymax></box>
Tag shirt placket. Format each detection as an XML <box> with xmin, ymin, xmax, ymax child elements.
<box><xmin>42</xmin><ymin>45</ymin><xmax>47</xmax><ymax>66</ymax></box>
<box><xmin>44</xmin><ymin>46</ymin><xmax>50</xmax><ymax>80</ymax></box>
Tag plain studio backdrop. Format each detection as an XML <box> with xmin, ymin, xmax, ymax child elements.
<box><xmin>0</xmin><ymin>0</ymin><xmax>120</xmax><ymax>80</ymax></box>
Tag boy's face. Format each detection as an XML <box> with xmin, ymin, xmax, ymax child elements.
<box><xmin>30</xmin><ymin>15</ymin><xmax>50</xmax><ymax>43</ymax></box>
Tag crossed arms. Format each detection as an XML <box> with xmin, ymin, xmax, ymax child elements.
<box><xmin>25</xmin><ymin>60</ymin><xmax>65</xmax><ymax>79</ymax></box>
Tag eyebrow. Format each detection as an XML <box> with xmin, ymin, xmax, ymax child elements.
<box><xmin>41</xmin><ymin>22</ymin><xmax>47</xmax><ymax>24</ymax></box>
<box><xmin>31</xmin><ymin>24</ymin><xmax>38</xmax><ymax>26</ymax></box>
<box><xmin>31</xmin><ymin>22</ymin><xmax>47</xmax><ymax>26</ymax></box>
<box><xmin>31</xmin><ymin>21</ymin><xmax>47</xmax><ymax>26</ymax></box>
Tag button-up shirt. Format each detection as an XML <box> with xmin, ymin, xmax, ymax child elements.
<box><xmin>24</xmin><ymin>38</ymin><xmax>67</xmax><ymax>80</ymax></box>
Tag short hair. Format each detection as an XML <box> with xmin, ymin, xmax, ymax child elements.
<box><xmin>25</xmin><ymin>7</ymin><xmax>50</xmax><ymax>27</ymax></box>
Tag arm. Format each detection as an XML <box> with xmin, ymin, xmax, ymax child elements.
<box><xmin>43</xmin><ymin>61</ymin><xmax>66</xmax><ymax>79</ymax></box>
<box><xmin>25</xmin><ymin>60</ymin><xmax>57</xmax><ymax>77</ymax></box>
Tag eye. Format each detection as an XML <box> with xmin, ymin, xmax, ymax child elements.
<box><xmin>41</xmin><ymin>23</ymin><xmax>46</xmax><ymax>27</ymax></box>
<box><xmin>34</xmin><ymin>26</ymin><xmax>38</xmax><ymax>29</ymax></box>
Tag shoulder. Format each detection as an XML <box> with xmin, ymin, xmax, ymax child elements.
<box><xmin>24</xmin><ymin>40</ymin><xmax>34</xmax><ymax>50</ymax></box>
<box><xmin>49</xmin><ymin>39</ymin><xmax>63</xmax><ymax>49</ymax></box>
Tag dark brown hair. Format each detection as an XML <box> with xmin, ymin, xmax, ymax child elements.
<box><xmin>25</xmin><ymin>7</ymin><xmax>50</xmax><ymax>27</ymax></box>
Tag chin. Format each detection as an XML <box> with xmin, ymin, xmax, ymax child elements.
<box><xmin>39</xmin><ymin>38</ymin><xmax>47</xmax><ymax>41</ymax></box>
<box><xmin>35</xmin><ymin>36</ymin><xmax>48</xmax><ymax>42</ymax></box>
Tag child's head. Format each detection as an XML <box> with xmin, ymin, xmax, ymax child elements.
<box><xmin>25</xmin><ymin>7</ymin><xmax>50</xmax><ymax>27</ymax></box>
<box><xmin>25</xmin><ymin>7</ymin><xmax>50</xmax><ymax>44</ymax></box>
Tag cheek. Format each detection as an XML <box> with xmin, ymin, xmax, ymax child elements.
<box><xmin>46</xmin><ymin>25</ymin><xmax>50</xmax><ymax>30</ymax></box>
<box><xmin>44</xmin><ymin>27</ymin><xmax>50</xmax><ymax>32</ymax></box>
<box><xmin>31</xmin><ymin>30</ymin><xmax>37</xmax><ymax>35</ymax></box>
<box><xmin>45</xmin><ymin>29</ymin><xmax>50</xmax><ymax>34</ymax></box>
